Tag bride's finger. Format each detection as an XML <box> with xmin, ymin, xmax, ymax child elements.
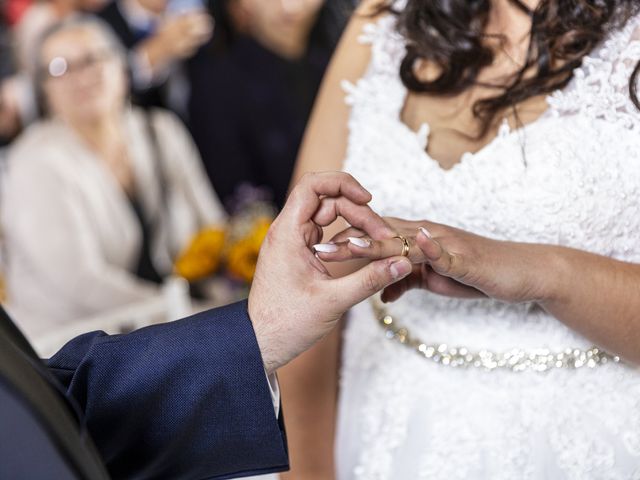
<box><xmin>312</xmin><ymin>241</ymin><xmax>355</xmax><ymax>262</ymax></box>
<box><xmin>314</xmin><ymin>234</ymin><xmax>376</xmax><ymax>262</ymax></box>
<box><xmin>381</xmin><ymin>264</ymin><xmax>484</xmax><ymax>302</ymax></box>
<box><xmin>422</xmin><ymin>267</ymin><xmax>485</xmax><ymax>298</ymax></box>
<box><xmin>415</xmin><ymin>227</ymin><xmax>467</xmax><ymax>279</ymax></box>
<box><xmin>327</xmin><ymin>226</ymin><xmax>366</xmax><ymax>244</ymax></box>
<box><xmin>346</xmin><ymin>235</ymin><xmax>427</xmax><ymax>263</ymax></box>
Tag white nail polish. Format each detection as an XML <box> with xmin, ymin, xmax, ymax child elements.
<box><xmin>348</xmin><ymin>237</ymin><xmax>371</xmax><ymax>248</ymax></box>
<box><xmin>419</xmin><ymin>227</ymin><xmax>433</xmax><ymax>239</ymax></box>
<box><xmin>313</xmin><ymin>243</ymin><xmax>339</xmax><ymax>253</ymax></box>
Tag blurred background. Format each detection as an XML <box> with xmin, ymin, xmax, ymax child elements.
<box><xmin>0</xmin><ymin>0</ymin><xmax>355</xmax><ymax>373</ymax></box>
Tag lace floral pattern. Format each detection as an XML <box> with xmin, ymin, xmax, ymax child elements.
<box><xmin>336</xmin><ymin>10</ymin><xmax>640</xmax><ymax>480</ymax></box>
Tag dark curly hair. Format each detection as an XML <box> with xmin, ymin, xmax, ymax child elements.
<box><xmin>381</xmin><ymin>0</ymin><xmax>640</xmax><ymax>137</ymax></box>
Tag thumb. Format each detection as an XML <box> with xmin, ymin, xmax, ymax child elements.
<box><xmin>330</xmin><ymin>257</ymin><xmax>412</xmax><ymax>312</ymax></box>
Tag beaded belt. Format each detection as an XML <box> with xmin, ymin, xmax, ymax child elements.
<box><xmin>371</xmin><ymin>299</ymin><xmax>620</xmax><ymax>372</ymax></box>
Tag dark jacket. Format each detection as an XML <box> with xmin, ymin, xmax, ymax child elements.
<box><xmin>0</xmin><ymin>301</ymin><xmax>288</xmax><ymax>479</ymax></box>
<box><xmin>187</xmin><ymin>35</ymin><xmax>331</xmax><ymax>211</ymax></box>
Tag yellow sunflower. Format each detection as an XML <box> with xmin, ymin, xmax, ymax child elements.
<box><xmin>174</xmin><ymin>227</ymin><xmax>226</xmax><ymax>282</ymax></box>
<box><xmin>226</xmin><ymin>217</ymin><xmax>271</xmax><ymax>283</ymax></box>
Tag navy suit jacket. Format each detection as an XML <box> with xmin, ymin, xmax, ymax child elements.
<box><xmin>0</xmin><ymin>300</ymin><xmax>289</xmax><ymax>479</ymax></box>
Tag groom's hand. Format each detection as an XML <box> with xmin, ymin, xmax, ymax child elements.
<box><xmin>248</xmin><ymin>172</ymin><xmax>412</xmax><ymax>374</ymax></box>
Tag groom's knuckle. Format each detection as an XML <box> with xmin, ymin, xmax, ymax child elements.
<box><xmin>326</xmin><ymin>283</ymin><xmax>340</xmax><ymax>305</ymax></box>
<box><xmin>362</xmin><ymin>269</ymin><xmax>382</xmax><ymax>294</ymax></box>
<box><xmin>264</xmin><ymin>224</ymin><xmax>278</xmax><ymax>246</ymax></box>
<box><xmin>300</xmin><ymin>171</ymin><xmax>317</xmax><ymax>186</ymax></box>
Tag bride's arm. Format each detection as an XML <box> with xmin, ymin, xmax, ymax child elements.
<box><xmin>323</xmin><ymin>220</ymin><xmax>640</xmax><ymax>364</ymax></box>
<box><xmin>280</xmin><ymin>2</ymin><xmax>386</xmax><ymax>478</ymax></box>
<box><xmin>414</xmin><ymin>233</ymin><xmax>640</xmax><ymax>364</ymax></box>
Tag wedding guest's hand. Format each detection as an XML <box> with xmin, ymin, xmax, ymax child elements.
<box><xmin>137</xmin><ymin>11</ymin><xmax>213</xmax><ymax>74</ymax></box>
<box><xmin>319</xmin><ymin>218</ymin><xmax>553</xmax><ymax>305</ymax></box>
<box><xmin>248</xmin><ymin>173</ymin><xmax>412</xmax><ymax>374</ymax></box>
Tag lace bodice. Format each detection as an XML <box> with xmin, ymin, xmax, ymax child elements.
<box><xmin>341</xmin><ymin>12</ymin><xmax>640</xmax><ymax>351</ymax></box>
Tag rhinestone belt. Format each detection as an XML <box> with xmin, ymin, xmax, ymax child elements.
<box><xmin>371</xmin><ymin>300</ymin><xmax>620</xmax><ymax>372</ymax></box>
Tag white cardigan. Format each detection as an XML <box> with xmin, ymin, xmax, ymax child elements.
<box><xmin>1</xmin><ymin>107</ymin><xmax>226</xmax><ymax>336</ymax></box>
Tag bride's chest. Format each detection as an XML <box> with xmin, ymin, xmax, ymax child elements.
<box><xmin>344</xmin><ymin>113</ymin><xmax>640</xmax><ymax>259</ymax></box>
<box><xmin>400</xmin><ymin>90</ymin><xmax>549</xmax><ymax>170</ymax></box>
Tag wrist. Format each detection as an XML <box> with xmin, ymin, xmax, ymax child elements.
<box><xmin>534</xmin><ymin>244</ymin><xmax>572</xmax><ymax>307</ymax></box>
<box><xmin>129</xmin><ymin>49</ymin><xmax>153</xmax><ymax>89</ymax></box>
<box><xmin>247</xmin><ymin>301</ymin><xmax>283</xmax><ymax>376</ymax></box>
<box><xmin>137</xmin><ymin>37</ymin><xmax>171</xmax><ymax>74</ymax></box>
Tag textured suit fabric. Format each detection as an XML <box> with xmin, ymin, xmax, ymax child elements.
<box><xmin>0</xmin><ymin>381</ymin><xmax>82</xmax><ymax>479</ymax></box>
<box><xmin>0</xmin><ymin>306</ymin><xmax>110</xmax><ymax>480</ymax></box>
<box><xmin>0</xmin><ymin>300</ymin><xmax>289</xmax><ymax>479</ymax></box>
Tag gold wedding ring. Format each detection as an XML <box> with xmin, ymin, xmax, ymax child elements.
<box><xmin>393</xmin><ymin>235</ymin><xmax>410</xmax><ymax>257</ymax></box>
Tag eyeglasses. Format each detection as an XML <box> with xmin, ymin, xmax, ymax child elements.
<box><xmin>41</xmin><ymin>49</ymin><xmax>116</xmax><ymax>80</ymax></box>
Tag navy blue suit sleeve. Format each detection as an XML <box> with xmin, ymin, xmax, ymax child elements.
<box><xmin>46</xmin><ymin>300</ymin><xmax>289</xmax><ymax>480</ymax></box>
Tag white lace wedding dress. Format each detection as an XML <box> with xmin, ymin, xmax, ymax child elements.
<box><xmin>335</xmin><ymin>9</ymin><xmax>640</xmax><ymax>480</ymax></box>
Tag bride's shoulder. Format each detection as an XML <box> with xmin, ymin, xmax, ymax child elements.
<box><xmin>335</xmin><ymin>0</ymin><xmax>406</xmax><ymax>84</ymax></box>
<box><xmin>340</xmin><ymin>0</ymin><xmax>403</xmax><ymax>52</ymax></box>
<box><xmin>290</xmin><ymin>1</ymin><xmax>405</xmax><ymax>178</ymax></box>
<box><xmin>354</xmin><ymin>0</ymin><xmax>391</xmax><ymax>17</ymax></box>
<box><xmin>310</xmin><ymin>0</ymin><xmax>400</xmax><ymax>100</ymax></box>
<box><xmin>352</xmin><ymin>0</ymin><xmax>405</xmax><ymax>40</ymax></box>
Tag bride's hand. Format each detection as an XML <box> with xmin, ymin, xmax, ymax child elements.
<box><xmin>316</xmin><ymin>218</ymin><xmax>555</xmax><ymax>304</ymax></box>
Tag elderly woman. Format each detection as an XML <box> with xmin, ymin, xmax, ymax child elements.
<box><xmin>1</xmin><ymin>16</ymin><xmax>225</xmax><ymax>336</ymax></box>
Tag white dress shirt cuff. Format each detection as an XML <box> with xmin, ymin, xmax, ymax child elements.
<box><xmin>265</xmin><ymin>371</ymin><xmax>280</xmax><ymax>418</ymax></box>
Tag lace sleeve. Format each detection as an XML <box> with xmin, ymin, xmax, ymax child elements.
<box><xmin>548</xmin><ymin>16</ymin><xmax>640</xmax><ymax>130</ymax></box>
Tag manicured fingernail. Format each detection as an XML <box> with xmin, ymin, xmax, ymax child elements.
<box><xmin>348</xmin><ymin>236</ymin><xmax>371</xmax><ymax>248</ymax></box>
<box><xmin>313</xmin><ymin>243</ymin><xmax>338</xmax><ymax>253</ymax></box>
<box><xmin>419</xmin><ymin>227</ymin><xmax>433</xmax><ymax>239</ymax></box>
<box><xmin>390</xmin><ymin>259</ymin><xmax>411</xmax><ymax>280</ymax></box>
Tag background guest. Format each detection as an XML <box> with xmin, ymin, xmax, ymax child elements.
<box><xmin>97</xmin><ymin>0</ymin><xmax>213</xmax><ymax>118</ymax></box>
<box><xmin>187</xmin><ymin>0</ymin><xmax>352</xmax><ymax>211</ymax></box>
<box><xmin>6</xmin><ymin>0</ymin><xmax>111</xmax><ymax>130</ymax></box>
<box><xmin>14</xmin><ymin>0</ymin><xmax>110</xmax><ymax>73</ymax></box>
<box><xmin>0</xmin><ymin>16</ymin><xmax>225</xmax><ymax>337</ymax></box>
<box><xmin>0</xmin><ymin>10</ymin><xmax>23</xmax><ymax>146</ymax></box>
